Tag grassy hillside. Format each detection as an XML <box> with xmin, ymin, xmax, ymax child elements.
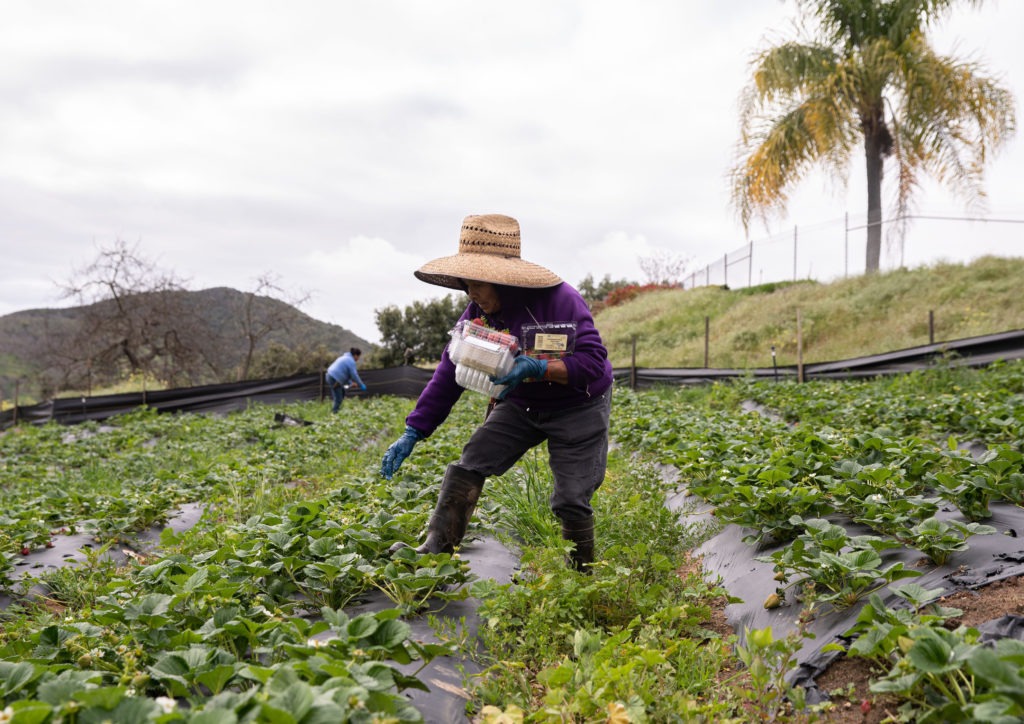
<box><xmin>596</xmin><ymin>256</ymin><xmax>1024</xmax><ymax>369</ymax></box>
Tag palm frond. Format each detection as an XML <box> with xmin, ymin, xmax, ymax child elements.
<box><xmin>889</xmin><ymin>34</ymin><xmax>1016</xmax><ymax>212</ymax></box>
<box><xmin>732</xmin><ymin>98</ymin><xmax>857</xmax><ymax>228</ymax></box>
<box><xmin>731</xmin><ymin>0</ymin><xmax>1014</xmax><ymax>251</ymax></box>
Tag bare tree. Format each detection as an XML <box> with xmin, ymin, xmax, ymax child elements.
<box><xmin>54</xmin><ymin>240</ymin><xmax>208</xmax><ymax>390</ymax></box>
<box><xmin>638</xmin><ymin>249</ymin><xmax>691</xmax><ymax>286</ymax></box>
<box><xmin>234</xmin><ymin>273</ymin><xmax>311</xmax><ymax>380</ymax></box>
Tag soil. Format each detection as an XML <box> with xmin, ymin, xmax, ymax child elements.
<box><xmin>685</xmin><ymin>547</ymin><xmax>1024</xmax><ymax>723</ymax></box>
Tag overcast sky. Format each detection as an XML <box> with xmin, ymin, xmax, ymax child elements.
<box><xmin>3</xmin><ymin>1</ymin><xmax>1022</xmax><ymax>344</ymax></box>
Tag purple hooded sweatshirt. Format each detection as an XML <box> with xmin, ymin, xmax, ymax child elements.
<box><xmin>406</xmin><ymin>282</ymin><xmax>613</xmax><ymax>438</ymax></box>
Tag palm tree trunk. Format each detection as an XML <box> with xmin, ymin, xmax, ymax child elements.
<box><xmin>864</xmin><ymin>129</ymin><xmax>885</xmax><ymax>274</ymax></box>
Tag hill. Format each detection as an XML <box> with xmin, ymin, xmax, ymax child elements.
<box><xmin>594</xmin><ymin>255</ymin><xmax>1024</xmax><ymax>369</ymax></box>
<box><xmin>0</xmin><ymin>287</ymin><xmax>370</xmax><ymax>403</ymax></box>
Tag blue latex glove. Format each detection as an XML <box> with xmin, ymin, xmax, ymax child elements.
<box><xmin>359</xmin><ymin>383</ymin><xmax>367</xmax><ymax>391</ymax></box>
<box><xmin>381</xmin><ymin>425</ymin><xmax>423</xmax><ymax>479</ymax></box>
<box><xmin>492</xmin><ymin>355</ymin><xmax>548</xmax><ymax>400</ymax></box>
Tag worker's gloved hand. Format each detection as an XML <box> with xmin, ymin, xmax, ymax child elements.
<box><xmin>359</xmin><ymin>383</ymin><xmax>367</xmax><ymax>391</ymax></box>
<box><xmin>492</xmin><ymin>355</ymin><xmax>547</xmax><ymax>400</ymax></box>
<box><xmin>381</xmin><ymin>425</ymin><xmax>423</xmax><ymax>479</ymax></box>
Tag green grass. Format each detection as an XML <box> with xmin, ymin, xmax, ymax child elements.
<box><xmin>596</xmin><ymin>255</ymin><xmax>1024</xmax><ymax>369</ymax></box>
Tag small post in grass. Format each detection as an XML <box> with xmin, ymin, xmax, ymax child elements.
<box><xmin>797</xmin><ymin>309</ymin><xmax>804</xmax><ymax>384</ymax></box>
<box><xmin>929</xmin><ymin>310</ymin><xmax>935</xmax><ymax>345</ymax></box>
<box><xmin>771</xmin><ymin>344</ymin><xmax>778</xmax><ymax>383</ymax></box>
<box><xmin>704</xmin><ymin>316</ymin><xmax>710</xmax><ymax>368</ymax></box>
<box><xmin>630</xmin><ymin>335</ymin><xmax>637</xmax><ymax>390</ymax></box>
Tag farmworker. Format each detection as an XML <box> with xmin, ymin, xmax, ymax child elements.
<box><xmin>325</xmin><ymin>347</ymin><xmax>366</xmax><ymax>413</ymax></box>
<box><xmin>380</xmin><ymin>214</ymin><xmax>613</xmax><ymax>571</ymax></box>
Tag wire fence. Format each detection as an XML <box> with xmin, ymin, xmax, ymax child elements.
<box><xmin>681</xmin><ymin>212</ymin><xmax>1024</xmax><ymax>290</ymax></box>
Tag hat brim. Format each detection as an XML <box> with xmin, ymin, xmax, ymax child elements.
<box><xmin>415</xmin><ymin>253</ymin><xmax>562</xmax><ymax>290</ymax></box>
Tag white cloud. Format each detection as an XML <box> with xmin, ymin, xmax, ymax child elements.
<box><xmin>299</xmin><ymin>235</ymin><xmax>445</xmax><ymax>343</ymax></box>
<box><xmin>1</xmin><ymin>0</ymin><xmax>1023</xmax><ymax>348</ymax></box>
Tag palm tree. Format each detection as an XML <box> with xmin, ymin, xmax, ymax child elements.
<box><xmin>730</xmin><ymin>0</ymin><xmax>1016</xmax><ymax>273</ymax></box>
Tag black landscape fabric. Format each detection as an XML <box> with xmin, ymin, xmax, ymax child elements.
<box><xmin>7</xmin><ymin>327</ymin><xmax>1024</xmax><ymax>430</ymax></box>
<box><xmin>677</xmin><ymin>495</ymin><xmax>1024</xmax><ymax>704</ymax></box>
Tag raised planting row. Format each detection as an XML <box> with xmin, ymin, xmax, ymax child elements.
<box><xmin>612</xmin><ymin>362</ymin><xmax>1024</xmax><ymax>721</ymax></box>
<box><xmin>614</xmin><ymin>373</ymin><xmax>1024</xmax><ymax>559</ymax></box>
<box><xmin>738</xmin><ymin>358</ymin><xmax>1024</xmax><ymax>446</ymax></box>
<box><xmin>0</xmin><ymin>401</ymin><xmax>407</xmax><ymax>589</ymax></box>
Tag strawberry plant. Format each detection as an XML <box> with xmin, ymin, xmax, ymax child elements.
<box><xmin>846</xmin><ymin>582</ymin><xmax>1024</xmax><ymax>722</ymax></box>
<box><xmin>843</xmin><ymin>583</ymin><xmax>965</xmax><ymax>667</ymax></box>
<box><xmin>928</xmin><ymin>442</ymin><xmax>1003</xmax><ymax>521</ymax></box>
<box><xmin>868</xmin><ymin>625</ymin><xmax>981</xmax><ymax>722</ymax></box>
<box><xmin>710</xmin><ymin>483</ymin><xmax>830</xmax><ymax>545</ymax></box>
<box><xmin>759</xmin><ymin>518</ymin><xmax>920</xmax><ymax>611</ymax></box>
<box><xmin>847</xmin><ymin>492</ymin><xmax>940</xmax><ymax>538</ymax></box>
<box><xmin>902</xmin><ymin>516</ymin><xmax>996</xmax><ymax>566</ymax></box>
<box><xmin>974</xmin><ymin>444</ymin><xmax>1024</xmax><ymax>505</ymax></box>
<box><xmin>363</xmin><ymin>548</ymin><xmax>475</xmax><ymax>615</ymax></box>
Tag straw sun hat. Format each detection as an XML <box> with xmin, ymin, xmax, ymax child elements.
<box><xmin>414</xmin><ymin>214</ymin><xmax>562</xmax><ymax>290</ymax></box>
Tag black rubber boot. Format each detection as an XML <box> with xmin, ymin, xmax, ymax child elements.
<box><xmin>392</xmin><ymin>464</ymin><xmax>485</xmax><ymax>555</ymax></box>
<box><xmin>561</xmin><ymin>515</ymin><xmax>595</xmax><ymax>573</ymax></box>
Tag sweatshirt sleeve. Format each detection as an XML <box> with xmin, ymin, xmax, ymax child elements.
<box><xmin>404</xmin><ymin>307</ymin><xmax>471</xmax><ymax>437</ymax></box>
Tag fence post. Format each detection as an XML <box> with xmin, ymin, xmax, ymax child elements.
<box><xmin>630</xmin><ymin>335</ymin><xmax>637</xmax><ymax>390</ymax></box>
<box><xmin>704</xmin><ymin>316</ymin><xmax>710</xmax><ymax>368</ymax></box>
<box><xmin>723</xmin><ymin>254</ymin><xmax>728</xmax><ymax>287</ymax></box>
<box><xmin>929</xmin><ymin>310</ymin><xmax>935</xmax><ymax>345</ymax></box>
<box><xmin>797</xmin><ymin>309</ymin><xmax>804</xmax><ymax>383</ymax></box>
<box><xmin>13</xmin><ymin>380</ymin><xmax>19</xmax><ymax>425</ymax></box>
<box><xmin>748</xmin><ymin>241</ymin><xmax>753</xmax><ymax>287</ymax></box>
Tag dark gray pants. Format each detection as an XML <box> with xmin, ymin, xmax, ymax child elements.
<box><xmin>457</xmin><ymin>390</ymin><xmax>612</xmax><ymax>521</ymax></box>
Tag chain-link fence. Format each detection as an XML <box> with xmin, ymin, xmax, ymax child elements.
<box><xmin>681</xmin><ymin>213</ymin><xmax>1024</xmax><ymax>290</ymax></box>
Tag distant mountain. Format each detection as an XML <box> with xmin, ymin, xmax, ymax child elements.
<box><xmin>0</xmin><ymin>287</ymin><xmax>372</xmax><ymax>402</ymax></box>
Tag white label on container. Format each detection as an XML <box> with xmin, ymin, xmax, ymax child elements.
<box><xmin>534</xmin><ymin>333</ymin><xmax>568</xmax><ymax>352</ymax></box>
<box><xmin>465</xmin><ymin>336</ymin><xmax>502</xmax><ymax>353</ymax></box>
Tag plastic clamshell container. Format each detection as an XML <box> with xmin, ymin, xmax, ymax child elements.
<box><xmin>448</xmin><ymin>321</ymin><xmax>518</xmax><ymax>396</ymax></box>
<box><xmin>454</xmin><ymin>364</ymin><xmax>508</xmax><ymax>398</ymax></box>
<box><xmin>448</xmin><ymin>322</ymin><xmax>517</xmax><ymax>376</ymax></box>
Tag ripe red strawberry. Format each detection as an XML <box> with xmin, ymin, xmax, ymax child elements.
<box><xmin>20</xmin><ymin>547</ymin><xmax>31</xmax><ymax>556</ymax></box>
<box><xmin>860</xmin><ymin>700</ymin><xmax>871</xmax><ymax>714</ymax></box>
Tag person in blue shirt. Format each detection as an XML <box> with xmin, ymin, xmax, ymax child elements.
<box><xmin>325</xmin><ymin>347</ymin><xmax>366</xmax><ymax>413</ymax></box>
